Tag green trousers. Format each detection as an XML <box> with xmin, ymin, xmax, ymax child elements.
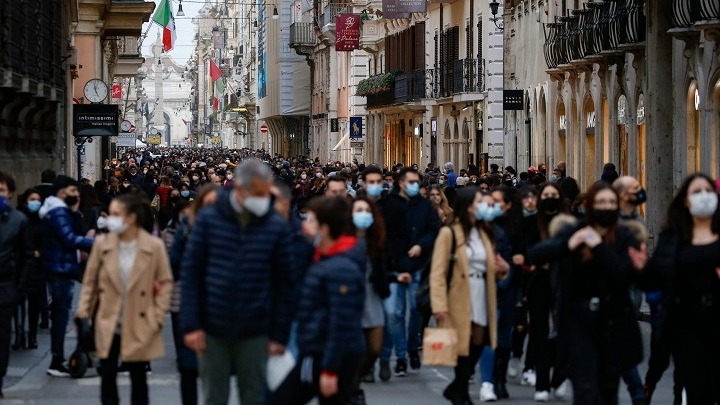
<box><xmin>199</xmin><ymin>334</ymin><xmax>268</xmax><ymax>405</ymax></box>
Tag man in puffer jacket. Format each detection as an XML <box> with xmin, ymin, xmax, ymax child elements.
<box><xmin>269</xmin><ymin>196</ymin><xmax>366</xmax><ymax>405</ymax></box>
<box><xmin>39</xmin><ymin>175</ymin><xmax>94</xmax><ymax>377</ymax></box>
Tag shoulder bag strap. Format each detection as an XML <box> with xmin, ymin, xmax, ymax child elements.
<box><xmin>446</xmin><ymin>226</ymin><xmax>457</xmax><ymax>292</ymax></box>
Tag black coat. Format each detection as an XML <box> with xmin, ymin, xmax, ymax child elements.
<box><xmin>528</xmin><ymin>222</ymin><xmax>643</xmax><ymax>375</ymax></box>
<box><xmin>19</xmin><ymin>212</ymin><xmax>45</xmax><ymax>294</ymax></box>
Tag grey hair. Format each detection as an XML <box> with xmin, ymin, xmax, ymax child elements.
<box><xmin>444</xmin><ymin>162</ymin><xmax>454</xmax><ymax>171</ymax></box>
<box><xmin>234</xmin><ymin>158</ymin><xmax>273</xmax><ymax>187</ymax></box>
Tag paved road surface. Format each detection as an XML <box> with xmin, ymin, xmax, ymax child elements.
<box><xmin>1</xmin><ymin>317</ymin><xmax>681</xmax><ymax>404</ymax></box>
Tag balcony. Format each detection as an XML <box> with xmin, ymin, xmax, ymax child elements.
<box><xmin>289</xmin><ymin>22</ymin><xmax>315</xmax><ymax>58</ymax></box>
<box><xmin>671</xmin><ymin>0</ymin><xmax>719</xmax><ymax>28</ymax></box>
<box><xmin>320</xmin><ymin>3</ymin><xmax>351</xmax><ymax>29</ymax></box>
<box><xmin>543</xmin><ymin>0</ymin><xmax>646</xmax><ymax>70</ymax></box>
<box><xmin>424</xmin><ymin>58</ymin><xmax>484</xmax><ymax>99</ymax></box>
<box><xmin>114</xmin><ymin>36</ymin><xmax>145</xmax><ymax>77</ymax></box>
<box><xmin>358</xmin><ymin>70</ymin><xmax>426</xmax><ymax>108</ymax></box>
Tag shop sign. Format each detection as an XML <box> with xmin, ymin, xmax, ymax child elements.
<box><xmin>73</xmin><ymin>104</ymin><xmax>119</xmax><ymax>137</ymax></box>
<box><xmin>585</xmin><ymin>111</ymin><xmax>596</xmax><ymax>135</ymax></box>
<box><xmin>336</xmin><ymin>14</ymin><xmax>360</xmax><ymax>51</ymax></box>
<box><xmin>350</xmin><ymin>116</ymin><xmax>363</xmax><ymax>139</ymax></box>
<box><xmin>503</xmin><ymin>90</ymin><xmax>524</xmax><ymax>110</ymax></box>
<box><xmin>117</xmin><ymin>133</ymin><xmax>136</xmax><ymax>147</ymax></box>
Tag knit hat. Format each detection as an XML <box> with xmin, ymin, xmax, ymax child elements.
<box><xmin>52</xmin><ymin>175</ymin><xmax>79</xmax><ymax>195</ymax></box>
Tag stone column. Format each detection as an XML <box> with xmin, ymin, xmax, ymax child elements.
<box><xmin>645</xmin><ymin>1</ymin><xmax>675</xmax><ymax>238</ymax></box>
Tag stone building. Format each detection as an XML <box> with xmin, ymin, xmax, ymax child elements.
<box><xmin>502</xmin><ymin>0</ymin><xmax>719</xmax><ymax>236</ymax></box>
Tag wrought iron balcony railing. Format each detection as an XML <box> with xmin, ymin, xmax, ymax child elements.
<box><xmin>320</xmin><ymin>3</ymin><xmax>351</xmax><ymax>28</ymax></box>
<box><xmin>671</xmin><ymin>0</ymin><xmax>719</xmax><ymax>27</ymax></box>
<box><xmin>544</xmin><ymin>0</ymin><xmax>645</xmax><ymax>69</ymax></box>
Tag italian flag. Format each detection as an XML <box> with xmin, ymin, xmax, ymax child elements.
<box><xmin>152</xmin><ymin>0</ymin><xmax>176</xmax><ymax>52</ymax></box>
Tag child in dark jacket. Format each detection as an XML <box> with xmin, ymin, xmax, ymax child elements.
<box><xmin>269</xmin><ymin>196</ymin><xmax>366</xmax><ymax>405</ymax></box>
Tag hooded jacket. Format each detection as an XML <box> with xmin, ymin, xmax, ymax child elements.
<box><xmin>39</xmin><ymin>196</ymin><xmax>94</xmax><ymax>279</ymax></box>
<box><xmin>296</xmin><ymin>236</ymin><xmax>366</xmax><ymax>372</ymax></box>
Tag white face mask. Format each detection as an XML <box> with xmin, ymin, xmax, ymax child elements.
<box><xmin>244</xmin><ymin>196</ymin><xmax>271</xmax><ymax>217</ymax></box>
<box><xmin>688</xmin><ymin>191</ymin><xmax>718</xmax><ymax>218</ymax></box>
<box><xmin>301</xmin><ymin>174</ymin><xmax>307</xmax><ymax>180</ymax></box>
<box><xmin>315</xmin><ymin>172</ymin><xmax>322</xmax><ymax>179</ymax></box>
<box><xmin>106</xmin><ymin>216</ymin><xmax>128</xmax><ymax>234</ymax></box>
<box><xmin>97</xmin><ymin>216</ymin><xmax>108</xmax><ymax>230</ymax></box>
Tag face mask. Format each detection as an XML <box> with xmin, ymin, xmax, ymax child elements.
<box><xmin>244</xmin><ymin>196</ymin><xmax>271</xmax><ymax>217</ymax></box>
<box><xmin>522</xmin><ymin>208</ymin><xmax>537</xmax><ymax>217</ymax></box>
<box><xmin>192</xmin><ymin>176</ymin><xmax>199</xmax><ymax>182</ymax></box>
<box><xmin>688</xmin><ymin>191</ymin><xmax>718</xmax><ymax>218</ymax></box>
<box><xmin>475</xmin><ymin>202</ymin><xmax>497</xmax><ymax>222</ymax></box>
<box><xmin>0</xmin><ymin>196</ymin><xmax>8</xmax><ymax>212</ymax></box>
<box><xmin>631</xmin><ymin>188</ymin><xmax>647</xmax><ymax>206</ymax></box>
<box><xmin>353</xmin><ymin>211</ymin><xmax>374</xmax><ymax>230</ymax></box>
<box><xmin>106</xmin><ymin>216</ymin><xmax>127</xmax><ymax>234</ymax></box>
<box><xmin>357</xmin><ymin>180</ymin><xmax>364</xmax><ymax>187</ymax></box>
<box><xmin>97</xmin><ymin>216</ymin><xmax>108</xmax><ymax>230</ymax></box>
<box><xmin>550</xmin><ymin>174</ymin><xmax>559</xmax><ymax>182</ymax></box>
<box><xmin>27</xmin><ymin>200</ymin><xmax>42</xmax><ymax>213</ymax></box>
<box><xmin>539</xmin><ymin>197</ymin><xmax>560</xmax><ymax>215</ymax></box>
<box><xmin>181</xmin><ymin>190</ymin><xmax>190</xmax><ymax>198</ymax></box>
<box><xmin>227</xmin><ymin>174</ymin><xmax>233</xmax><ymax>181</ymax></box>
<box><xmin>590</xmin><ymin>209</ymin><xmax>618</xmax><ymax>227</ymax></box>
<box><xmin>170</xmin><ymin>195</ymin><xmax>181</xmax><ymax>202</ymax></box>
<box><xmin>301</xmin><ymin>174</ymin><xmax>307</xmax><ymax>180</ymax></box>
<box><xmin>64</xmin><ymin>195</ymin><xmax>79</xmax><ymax>207</ymax></box>
<box><xmin>315</xmin><ymin>172</ymin><xmax>322</xmax><ymax>179</ymax></box>
<box><xmin>366</xmin><ymin>184</ymin><xmax>383</xmax><ymax>198</ymax></box>
<box><xmin>405</xmin><ymin>182</ymin><xmax>420</xmax><ymax>197</ymax></box>
<box><xmin>439</xmin><ymin>179</ymin><xmax>445</xmax><ymax>185</ymax></box>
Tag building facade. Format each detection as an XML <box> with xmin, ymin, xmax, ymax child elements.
<box><xmin>503</xmin><ymin>0</ymin><xmax>719</xmax><ymax>235</ymax></box>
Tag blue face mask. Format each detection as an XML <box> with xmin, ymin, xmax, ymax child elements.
<box><xmin>405</xmin><ymin>182</ymin><xmax>420</xmax><ymax>197</ymax></box>
<box><xmin>475</xmin><ymin>202</ymin><xmax>500</xmax><ymax>222</ymax></box>
<box><xmin>491</xmin><ymin>205</ymin><xmax>503</xmax><ymax>220</ymax></box>
<box><xmin>181</xmin><ymin>190</ymin><xmax>190</xmax><ymax>198</ymax></box>
<box><xmin>522</xmin><ymin>208</ymin><xmax>537</xmax><ymax>217</ymax></box>
<box><xmin>0</xmin><ymin>196</ymin><xmax>7</xmax><ymax>212</ymax></box>
<box><xmin>366</xmin><ymin>184</ymin><xmax>383</xmax><ymax>198</ymax></box>
<box><xmin>27</xmin><ymin>200</ymin><xmax>42</xmax><ymax>213</ymax></box>
<box><xmin>353</xmin><ymin>211</ymin><xmax>374</xmax><ymax>231</ymax></box>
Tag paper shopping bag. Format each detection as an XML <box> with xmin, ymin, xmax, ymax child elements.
<box><xmin>266</xmin><ymin>350</ymin><xmax>296</xmax><ymax>391</ymax></box>
<box><xmin>422</xmin><ymin>327</ymin><xmax>458</xmax><ymax>367</ymax></box>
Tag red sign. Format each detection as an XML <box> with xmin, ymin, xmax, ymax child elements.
<box><xmin>260</xmin><ymin>124</ymin><xmax>268</xmax><ymax>133</ymax></box>
<box><xmin>111</xmin><ymin>84</ymin><xmax>122</xmax><ymax>99</ymax></box>
<box><xmin>336</xmin><ymin>14</ymin><xmax>360</xmax><ymax>51</ymax></box>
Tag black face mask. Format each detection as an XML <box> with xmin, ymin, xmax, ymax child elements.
<box><xmin>64</xmin><ymin>195</ymin><xmax>79</xmax><ymax>207</ymax></box>
<box><xmin>590</xmin><ymin>209</ymin><xmax>618</xmax><ymax>227</ymax></box>
<box><xmin>170</xmin><ymin>196</ymin><xmax>181</xmax><ymax>203</ymax></box>
<box><xmin>631</xmin><ymin>188</ymin><xmax>647</xmax><ymax>206</ymax></box>
<box><xmin>539</xmin><ymin>197</ymin><xmax>561</xmax><ymax>215</ymax></box>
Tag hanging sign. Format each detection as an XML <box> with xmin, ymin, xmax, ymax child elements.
<box><xmin>73</xmin><ymin>104</ymin><xmax>119</xmax><ymax>137</ymax></box>
<box><xmin>382</xmin><ymin>0</ymin><xmax>412</xmax><ymax>19</ymax></box>
<box><xmin>503</xmin><ymin>90</ymin><xmax>524</xmax><ymax>110</ymax></box>
<box><xmin>117</xmin><ymin>133</ymin><xmax>136</xmax><ymax>147</ymax></box>
<box><xmin>336</xmin><ymin>14</ymin><xmax>360</xmax><ymax>51</ymax></box>
<box><xmin>350</xmin><ymin>116</ymin><xmax>363</xmax><ymax>139</ymax></box>
<box><xmin>111</xmin><ymin>84</ymin><xmax>122</xmax><ymax>99</ymax></box>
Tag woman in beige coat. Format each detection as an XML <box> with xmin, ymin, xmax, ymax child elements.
<box><xmin>431</xmin><ymin>188</ymin><xmax>509</xmax><ymax>405</ymax></box>
<box><xmin>76</xmin><ymin>193</ymin><xmax>173</xmax><ymax>405</ymax></box>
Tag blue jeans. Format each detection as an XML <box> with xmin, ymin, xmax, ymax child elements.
<box><xmin>622</xmin><ymin>366</ymin><xmax>645</xmax><ymax>401</ymax></box>
<box><xmin>380</xmin><ymin>272</ymin><xmax>422</xmax><ymax>363</ymax></box>
<box><xmin>479</xmin><ymin>346</ymin><xmax>495</xmax><ymax>384</ymax></box>
<box><xmin>48</xmin><ymin>276</ymin><xmax>74</xmax><ymax>359</ymax></box>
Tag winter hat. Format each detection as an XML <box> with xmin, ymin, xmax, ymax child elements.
<box><xmin>52</xmin><ymin>175</ymin><xmax>80</xmax><ymax>195</ymax></box>
<box><xmin>600</xmin><ymin>163</ymin><xmax>619</xmax><ymax>183</ymax></box>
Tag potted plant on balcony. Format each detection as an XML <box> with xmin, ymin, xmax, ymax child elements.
<box><xmin>356</xmin><ymin>71</ymin><xmax>398</xmax><ymax>96</ymax></box>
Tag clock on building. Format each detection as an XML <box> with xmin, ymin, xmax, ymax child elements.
<box><xmin>120</xmin><ymin>120</ymin><xmax>132</xmax><ymax>132</ymax></box>
<box><xmin>83</xmin><ymin>79</ymin><xmax>108</xmax><ymax>103</ymax></box>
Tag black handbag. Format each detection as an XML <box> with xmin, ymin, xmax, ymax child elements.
<box><xmin>416</xmin><ymin>226</ymin><xmax>457</xmax><ymax>316</ymax></box>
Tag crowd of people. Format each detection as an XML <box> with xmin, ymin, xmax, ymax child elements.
<box><xmin>0</xmin><ymin>147</ymin><xmax>717</xmax><ymax>405</ymax></box>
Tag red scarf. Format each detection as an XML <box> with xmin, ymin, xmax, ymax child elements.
<box><xmin>314</xmin><ymin>236</ymin><xmax>357</xmax><ymax>263</ymax></box>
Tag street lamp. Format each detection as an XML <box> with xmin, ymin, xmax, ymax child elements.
<box><xmin>489</xmin><ymin>1</ymin><xmax>504</xmax><ymax>31</ymax></box>
<box><xmin>177</xmin><ymin>0</ymin><xmax>185</xmax><ymax>16</ymax></box>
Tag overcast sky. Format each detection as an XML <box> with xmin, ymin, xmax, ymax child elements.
<box><xmin>141</xmin><ymin>0</ymin><xmax>206</xmax><ymax>64</ymax></box>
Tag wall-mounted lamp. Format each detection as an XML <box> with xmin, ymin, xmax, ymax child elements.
<box><xmin>272</xmin><ymin>5</ymin><xmax>279</xmax><ymax>19</ymax></box>
<box><xmin>489</xmin><ymin>1</ymin><xmax>504</xmax><ymax>31</ymax></box>
<box><xmin>177</xmin><ymin>0</ymin><xmax>185</xmax><ymax>16</ymax></box>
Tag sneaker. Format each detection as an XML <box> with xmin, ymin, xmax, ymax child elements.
<box><xmin>394</xmin><ymin>359</ymin><xmax>408</xmax><ymax>377</ymax></box>
<box><xmin>47</xmin><ymin>359</ymin><xmax>71</xmax><ymax>378</ymax></box>
<box><xmin>554</xmin><ymin>380</ymin><xmax>568</xmax><ymax>400</ymax></box>
<box><xmin>409</xmin><ymin>351</ymin><xmax>421</xmax><ymax>370</ymax></box>
<box><xmin>480</xmin><ymin>382</ymin><xmax>498</xmax><ymax>402</ymax></box>
<box><xmin>507</xmin><ymin>357</ymin><xmax>521</xmax><ymax>378</ymax></box>
<box><xmin>522</xmin><ymin>370</ymin><xmax>537</xmax><ymax>387</ymax></box>
<box><xmin>361</xmin><ymin>372</ymin><xmax>375</xmax><ymax>383</ymax></box>
<box><xmin>379</xmin><ymin>361</ymin><xmax>391</xmax><ymax>382</ymax></box>
<box><xmin>534</xmin><ymin>391</ymin><xmax>550</xmax><ymax>402</ymax></box>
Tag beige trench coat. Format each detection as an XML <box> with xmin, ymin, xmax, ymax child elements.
<box><xmin>430</xmin><ymin>223</ymin><xmax>497</xmax><ymax>357</ymax></box>
<box><xmin>77</xmin><ymin>230</ymin><xmax>173</xmax><ymax>362</ymax></box>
